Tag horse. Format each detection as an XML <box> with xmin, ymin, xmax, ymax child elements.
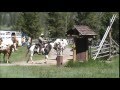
<box><xmin>26</xmin><ymin>43</ymin><xmax>40</xmax><ymax>63</ymax></box>
<box><xmin>1</xmin><ymin>39</ymin><xmax>15</xmax><ymax>52</ymax></box>
<box><xmin>41</xmin><ymin>42</ymin><xmax>52</xmax><ymax>63</ymax></box>
<box><xmin>26</xmin><ymin>41</ymin><xmax>52</xmax><ymax>64</ymax></box>
<box><xmin>53</xmin><ymin>39</ymin><xmax>68</xmax><ymax>55</ymax></box>
<box><xmin>0</xmin><ymin>38</ymin><xmax>15</xmax><ymax>63</ymax></box>
<box><xmin>0</xmin><ymin>44</ymin><xmax>14</xmax><ymax>63</ymax></box>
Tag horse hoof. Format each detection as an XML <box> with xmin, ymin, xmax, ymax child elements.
<box><xmin>44</xmin><ymin>62</ymin><xmax>47</xmax><ymax>64</ymax></box>
<box><xmin>30</xmin><ymin>61</ymin><xmax>34</xmax><ymax>64</ymax></box>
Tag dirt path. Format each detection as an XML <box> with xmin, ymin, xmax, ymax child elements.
<box><xmin>0</xmin><ymin>47</ymin><xmax>73</xmax><ymax>66</ymax></box>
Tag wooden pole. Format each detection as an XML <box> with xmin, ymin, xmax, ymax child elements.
<box><xmin>89</xmin><ymin>45</ymin><xmax>92</xmax><ymax>59</ymax></box>
<box><xmin>86</xmin><ymin>38</ymin><xmax>89</xmax><ymax>61</ymax></box>
<box><xmin>73</xmin><ymin>42</ymin><xmax>76</xmax><ymax>61</ymax></box>
<box><xmin>108</xmin><ymin>29</ymin><xmax>112</xmax><ymax>60</ymax></box>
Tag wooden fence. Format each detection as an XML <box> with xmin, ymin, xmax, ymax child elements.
<box><xmin>89</xmin><ymin>42</ymin><xmax>119</xmax><ymax>60</ymax></box>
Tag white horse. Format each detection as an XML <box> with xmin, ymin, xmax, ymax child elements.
<box><xmin>26</xmin><ymin>42</ymin><xmax>52</xmax><ymax>64</ymax></box>
<box><xmin>53</xmin><ymin>39</ymin><xmax>68</xmax><ymax>55</ymax></box>
<box><xmin>26</xmin><ymin>43</ymin><xmax>40</xmax><ymax>63</ymax></box>
<box><xmin>41</xmin><ymin>42</ymin><xmax>52</xmax><ymax>63</ymax></box>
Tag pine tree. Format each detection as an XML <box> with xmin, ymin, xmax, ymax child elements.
<box><xmin>16</xmin><ymin>12</ymin><xmax>41</xmax><ymax>40</ymax></box>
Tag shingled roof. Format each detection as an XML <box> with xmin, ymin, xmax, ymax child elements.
<box><xmin>73</xmin><ymin>25</ymin><xmax>97</xmax><ymax>36</ymax></box>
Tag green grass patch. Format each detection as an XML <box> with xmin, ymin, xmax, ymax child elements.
<box><xmin>0</xmin><ymin>56</ymin><xmax>119</xmax><ymax>78</ymax></box>
<box><xmin>0</xmin><ymin>45</ymin><xmax>119</xmax><ymax>78</ymax></box>
<box><xmin>0</xmin><ymin>46</ymin><xmax>44</xmax><ymax>63</ymax></box>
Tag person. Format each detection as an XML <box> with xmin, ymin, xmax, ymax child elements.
<box><xmin>12</xmin><ymin>35</ymin><xmax>18</xmax><ymax>51</ymax></box>
<box><xmin>22</xmin><ymin>36</ymin><xmax>26</xmax><ymax>46</ymax></box>
<box><xmin>38</xmin><ymin>34</ymin><xmax>45</xmax><ymax>44</ymax></box>
<box><xmin>26</xmin><ymin>37</ymin><xmax>32</xmax><ymax>49</ymax></box>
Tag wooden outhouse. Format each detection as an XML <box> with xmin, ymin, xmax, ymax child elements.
<box><xmin>66</xmin><ymin>25</ymin><xmax>97</xmax><ymax>61</ymax></box>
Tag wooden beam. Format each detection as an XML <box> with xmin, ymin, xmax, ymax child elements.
<box><xmin>109</xmin><ymin>29</ymin><xmax>112</xmax><ymax>60</ymax></box>
<box><xmin>73</xmin><ymin>42</ymin><xmax>76</xmax><ymax>61</ymax></box>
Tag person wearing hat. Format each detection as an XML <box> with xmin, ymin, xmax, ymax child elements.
<box><xmin>38</xmin><ymin>33</ymin><xmax>45</xmax><ymax>44</ymax></box>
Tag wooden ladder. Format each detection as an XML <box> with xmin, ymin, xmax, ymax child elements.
<box><xmin>93</xmin><ymin>14</ymin><xmax>117</xmax><ymax>60</ymax></box>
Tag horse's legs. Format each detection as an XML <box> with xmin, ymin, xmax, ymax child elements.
<box><xmin>13</xmin><ymin>43</ymin><xmax>17</xmax><ymax>51</ymax></box>
<box><xmin>27</xmin><ymin>57</ymin><xmax>29</xmax><ymax>63</ymax></box>
<box><xmin>44</xmin><ymin>55</ymin><xmax>48</xmax><ymax>64</ymax></box>
<box><xmin>7</xmin><ymin>52</ymin><xmax>11</xmax><ymax>63</ymax></box>
<box><xmin>27</xmin><ymin>56</ymin><xmax>33</xmax><ymax>63</ymax></box>
<box><xmin>6</xmin><ymin>53</ymin><xmax>9</xmax><ymax>63</ymax></box>
<box><xmin>27</xmin><ymin>51</ymin><xmax>34</xmax><ymax>63</ymax></box>
<box><xmin>0</xmin><ymin>53</ymin><xmax>1</xmax><ymax>63</ymax></box>
<box><xmin>3</xmin><ymin>53</ymin><xmax>6</xmax><ymax>63</ymax></box>
<box><xmin>30</xmin><ymin>56</ymin><xmax>33</xmax><ymax>63</ymax></box>
<box><xmin>62</xmin><ymin>48</ymin><xmax>63</xmax><ymax>55</ymax></box>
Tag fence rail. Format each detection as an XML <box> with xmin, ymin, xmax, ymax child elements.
<box><xmin>89</xmin><ymin>42</ymin><xmax>119</xmax><ymax>59</ymax></box>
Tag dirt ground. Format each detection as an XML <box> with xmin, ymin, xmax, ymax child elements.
<box><xmin>0</xmin><ymin>47</ymin><xmax>73</xmax><ymax>66</ymax></box>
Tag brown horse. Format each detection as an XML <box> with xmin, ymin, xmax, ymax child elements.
<box><xmin>0</xmin><ymin>44</ymin><xmax>14</xmax><ymax>63</ymax></box>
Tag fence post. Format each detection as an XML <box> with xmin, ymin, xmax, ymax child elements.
<box><xmin>89</xmin><ymin>45</ymin><xmax>92</xmax><ymax>59</ymax></box>
<box><xmin>56</xmin><ymin>55</ymin><xmax>63</xmax><ymax>67</ymax></box>
<box><xmin>73</xmin><ymin>42</ymin><xmax>76</xmax><ymax>61</ymax></box>
<box><xmin>108</xmin><ymin>29</ymin><xmax>112</xmax><ymax>60</ymax></box>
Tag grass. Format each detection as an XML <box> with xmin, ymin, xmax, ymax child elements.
<box><xmin>0</xmin><ymin>46</ymin><xmax>119</xmax><ymax>78</ymax></box>
<box><xmin>0</xmin><ymin>56</ymin><xmax>119</xmax><ymax>78</ymax></box>
<box><xmin>0</xmin><ymin>46</ymin><xmax>44</xmax><ymax>63</ymax></box>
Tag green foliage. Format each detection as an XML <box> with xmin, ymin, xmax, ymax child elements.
<box><xmin>15</xmin><ymin>12</ymin><xmax>41</xmax><ymax>39</ymax></box>
<box><xmin>0</xmin><ymin>12</ymin><xmax>19</xmax><ymax>29</ymax></box>
<box><xmin>0</xmin><ymin>12</ymin><xmax>119</xmax><ymax>44</ymax></box>
<box><xmin>46</xmin><ymin>12</ymin><xmax>77</xmax><ymax>38</ymax></box>
<box><xmin>98</xmin><ymin>12</ymin><xmax>119</xmax><ymax>42</ymax></box>
<box><xmin>46</xmin><ymin>12</ymin><xmax>65</xmax><ymax>38</ymax></box>
<box><xmin>75</xmin><ymin>12</ymin><xmax>119</xmax><ymax>43</ymax></box>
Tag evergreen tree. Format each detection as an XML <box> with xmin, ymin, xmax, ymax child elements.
<box><xmin>47</xmin><ymin>12</ymin><xmax>66</xmax><ymax>38</ymax></box>
<box><xmin>16</xmin><ymin>12</ymin><xmax>41</xmax><ymax>41</ymax></box>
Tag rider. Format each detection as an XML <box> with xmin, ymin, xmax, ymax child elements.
<box><xmin>12</xmin><ymin>35</ymin><xmax>18</xmax><ymax>51</ymax></box>
<box><xmin>38</xmin><ymin>33</ymin><xmax>45</xmax><ymax>45</ymax></box>
<box><xmin>37</xmin><ymin>34</ymin><xmax>46</xmax><ymax>53</ymax></box>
